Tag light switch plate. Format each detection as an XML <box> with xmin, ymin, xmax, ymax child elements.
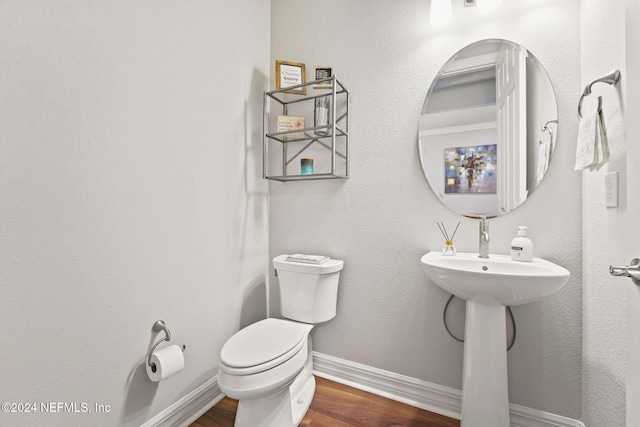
<box><xmin>606</xmin><ymin>171</ymin><xmax>619</xmax><ymax>208</ymax></box>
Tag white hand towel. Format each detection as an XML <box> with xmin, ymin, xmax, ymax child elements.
<box><xmin>535</xmin><ymin>139</ymin><xmax>550</xmax><ymax>185</ymax></box>
<box><xmin>593</xmin><ymin>107</ymin><xmax>610</xmax><ymax>171</ymax></box>
<box><xmin>575</xmin><ymin>96</ymin><xmax>610</xmax><ymax>171</ymax></box>
<box><xmin>575</xmin><ymin>107</ymin><xmax>598</xmax><ymax>170</ymax></box>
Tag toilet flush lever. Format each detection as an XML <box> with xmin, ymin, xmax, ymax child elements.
<box><xmin>610</xmin><ymin>258</ymin><xmax>640</xmax><ymax>286</ymax></box>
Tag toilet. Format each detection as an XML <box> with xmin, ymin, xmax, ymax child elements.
<box><xmin>217</xmin><ymin>254</ymin><xmax>344</xmax><ymax>427</ymax></box>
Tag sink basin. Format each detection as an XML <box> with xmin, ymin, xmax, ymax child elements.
<box><xmin>420</xmin><ymin>251</ymin><xmax>570</xmax><ymax>306</ymax></box>
<box><xmin>420</xmin><ymin>251</ymin><xmax>570</xmax><ymax>426</ymax></box>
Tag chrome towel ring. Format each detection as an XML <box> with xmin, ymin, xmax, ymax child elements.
<box><xmin>578</xmin><ymin>69</ymin><xmax>621</xmax><ymax>118</ymax></box>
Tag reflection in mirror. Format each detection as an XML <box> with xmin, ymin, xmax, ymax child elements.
<box><xmin>419</xmin><ymin>39</ymin><xmax>557</xmax><ymax>217</ymax></box>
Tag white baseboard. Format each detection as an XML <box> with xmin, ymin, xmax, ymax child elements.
<box><xmin>141</xmin><ymin>376</ymin><xmax>224</xmax><ymax>427</ymax></box>
<box><xmin>141</xmin><ymin>353</ymin><xmax>584</xmax><ymax>427</ymax></box>
<box><xmin>312</xmin><ymin>352</ymin><xmax>585</xmax><ymax>427</ymax></box>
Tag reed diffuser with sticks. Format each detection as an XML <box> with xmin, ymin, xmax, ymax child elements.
<box><xmin>437</xmin><ymin>221</ymin><xmax>460</xmax><ymax>256</ymax></box>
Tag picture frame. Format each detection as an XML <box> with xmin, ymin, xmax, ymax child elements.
<box><xmin>275</xmin><ymin>60</ymin><xmax>306</xmax><ymax>95</ymax></box>
<box><xmin>313</xmin><ymin>66</ymin><xmax>334</xmax><ymax>89</ymax></box>
<box><xmin>444</xmin><ymin>144</ymin><xmax>497</xmax><ymax>194</ymax></box>
<box><xmin>277</xmin><ymin>115</ymin><xmax>305</xmax><ymax>140</ymax></box>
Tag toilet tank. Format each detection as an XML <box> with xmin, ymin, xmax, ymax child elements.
<box><xmin>273</xmin><ymin>255</ymin><xmax>344</xmax><ymax>324</ymax></box>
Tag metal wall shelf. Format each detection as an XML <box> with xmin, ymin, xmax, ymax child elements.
<box><xmin>263</xmin><ymin>76</ymin><xmax>350</xmax><ymax>181</ymax></box>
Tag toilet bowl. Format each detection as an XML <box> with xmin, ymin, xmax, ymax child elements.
<box><xmin>218</xmin><ymin>318</ymin><xmax>315</xmax><ymax>426</ymax></box>
<box><xmin>217</xmin><ymin>254</ymin><xmax>344</xmax><ymax>427</ymax></box>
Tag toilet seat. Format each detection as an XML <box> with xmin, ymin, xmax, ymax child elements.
<box><xmin>220</xmin><ymin>318</ymin><xmax>309</xmax><ymax>376</ymax></box>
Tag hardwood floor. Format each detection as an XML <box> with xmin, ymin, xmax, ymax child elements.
<box><xmin>191</xmin><ymin>376</ymin><xmax>460</xmax><ymax>427</ymax></box>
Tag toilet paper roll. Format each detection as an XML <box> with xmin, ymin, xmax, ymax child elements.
<box><xmin>146</xmin><ymin>345</ymin><xmax>184</xmax><ymax>382</ymax></box>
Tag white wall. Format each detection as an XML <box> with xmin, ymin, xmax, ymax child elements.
<box><xmin>580</xmin><ymin>0</ymin><xmax>628</xmax><ymax>425</ymax></box>
<box><xmin>0</xmin><ymin>1</ymin><xmax>270</xmax><ymax>426</ymax></box>
<box><xmin>271</xmin><ymin>0</ymin><xmax>582</xmax><ymax>419</ymax></box>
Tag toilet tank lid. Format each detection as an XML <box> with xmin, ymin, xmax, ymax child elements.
<box><xmin>273</xmin><ymin>254</ymin><xmax>344</xmax><ymax>274</ymax></box>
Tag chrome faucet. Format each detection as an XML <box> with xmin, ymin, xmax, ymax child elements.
<box><xmin>479</xmin><ymin>216</ymin><xmax>490</xmax><ymax>259</ymax></box>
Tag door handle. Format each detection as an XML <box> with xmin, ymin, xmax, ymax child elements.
<box><xmin>610</xmin><ymin>258</ymin><xmax>640</xmax><ymax>285</ymax></box>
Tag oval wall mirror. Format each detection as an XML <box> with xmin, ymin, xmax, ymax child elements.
<box><xmin>418</xmin><ymin>39</ymin><xmax>558</xmax><ymax>217</ymax></box>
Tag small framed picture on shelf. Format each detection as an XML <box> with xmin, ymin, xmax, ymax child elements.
<box><xmin>313</xmin><ymin>66</ymin><xmax>334</xmax><ymax>89</ymax></box>
<box><xmin>275</xmin><ymin>60</ymin><xmax>306</xmax><ymax>95</ymax></box>
<box><xmin>277</xmin><ymin>115</ymin><xmax>305</xmax><ymax>139</ymax></box>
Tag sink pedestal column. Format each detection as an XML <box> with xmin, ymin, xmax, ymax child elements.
<box><xmin>461</xmin><ymin>298</ymin><xmax>510</xmax><ymax>427</ymax></box>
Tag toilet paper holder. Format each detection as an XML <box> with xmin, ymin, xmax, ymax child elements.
<box><xmin>147</xmin><ymin>320</ymin><xmax>185</xmax><ymax>373</ymax></box>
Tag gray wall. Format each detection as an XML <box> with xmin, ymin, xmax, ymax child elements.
<box><xmin>0</xmin><ymin>1</ymin><xmax>270</xmax><ymax>425</ymax></box>
<box><xmin>270</xmin><ymin>0</ymin><xmax>583</xmax><ymax>419</ymax></box>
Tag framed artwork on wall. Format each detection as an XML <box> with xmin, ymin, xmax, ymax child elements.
<box><xmin>444</xmin><ymin>144</ymin><xmax>497</xmax><ymax>194</ymax></box>
<box><xmin>313</xmin><ymin>66</ymin><xmax>334</xmax><ymax>89</ymax></box>
<box><xmin>275</xmin><ymin>60</ymin><xmax>306</xmax><ymax>95</ymax></box>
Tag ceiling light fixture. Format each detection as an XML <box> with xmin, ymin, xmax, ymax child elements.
<box><xmin>476</xmin><ymin>0</ymin><xmax>504</xmax><ymax>13</ymax></box>
<box><xmin>429</xmin><ymin>0</ymin><xmax>453</xmax><ymax>28</ymax></box>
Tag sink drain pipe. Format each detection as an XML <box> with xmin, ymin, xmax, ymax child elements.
<box><xmin>443</xmin><ymin>294</ymin><xmax>517</xmax><ymax>351</ymax></box>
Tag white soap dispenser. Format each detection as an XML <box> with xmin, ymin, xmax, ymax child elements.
<box><xmin>511</xmin><ymin>226</ymin><xmax>533</xmax><ymax>262</ymax></box>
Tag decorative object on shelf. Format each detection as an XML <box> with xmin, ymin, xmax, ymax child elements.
<box><xmin>277</xmin><ymin>115</ymin><xmax>305</xmax><ymax>140</ymax></box>
<box><xmin>275</xmin><ymin>60</ymin><xmax>307</xmax><ymax>95</ymax></box>
<box><xmin>437</xmin><ymin>221</ymin><xmax>460</xmax><ymax>256</ymax></box>
<box><xmin>314</xmin><ymin>96</ymin><xmax>330</xmax><ymax>136</ymax></box>
<box><xmin>301</xmin><ymin>158</ymin><xmax>314</xmax><ymax>175</ymax></box>
<box><xmin>313</xmin><ymin>66</ymin><xmax>334</xmax><ymax>89</ymax></box>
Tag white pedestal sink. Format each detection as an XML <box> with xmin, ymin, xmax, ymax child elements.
<box><xmin>420</xmin><ymin>251</ymin><xmax>570</xmax><ymax>427</ymax></box>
